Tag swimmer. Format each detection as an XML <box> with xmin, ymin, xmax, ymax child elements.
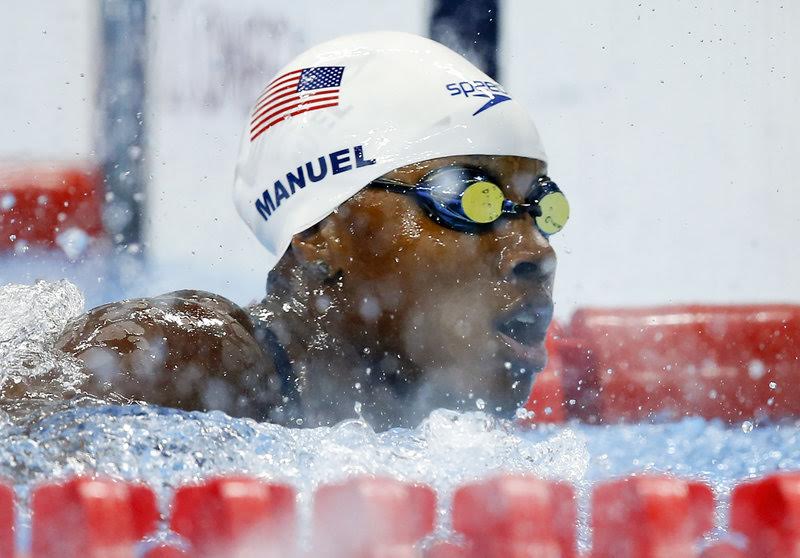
<box><xmin>52</xmin><ymin>32</ymin><xmax>569</xmax><ymax>429</ymax></box>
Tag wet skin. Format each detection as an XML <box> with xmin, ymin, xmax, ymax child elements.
<box><xmin>54</xmin><ymin>290</ymin><xmax>282</xmax><ymax>420</ymax></box>
<box><xmin>263</xmin><ymin>154</ymin><xmax>555</xmax><ymax>427</ymax></box>
<box><xmin>51</xmin><ymin>155</ymin><xmax>556</xmax><ymax>429</ymax></box>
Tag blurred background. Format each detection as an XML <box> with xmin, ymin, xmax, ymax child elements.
<box><xmin>0</xmin><ymin>0</ymin><xmax>797</xmax><ymax>317</ymax></box>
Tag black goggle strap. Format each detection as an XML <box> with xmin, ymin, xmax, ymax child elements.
<box><xmin>370</xmin><ymin>176</ymin><xmax>415</xmax><ymax>193</ymax></box>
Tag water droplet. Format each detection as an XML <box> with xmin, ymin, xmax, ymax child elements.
<box><xmin>55</xmin><ymin>228</ymin><xmax>90</xmax><ymax>260</ymax></box>
<box><xmin>127</xmin><ymin>145</ymin><xmax>143</xmax><ymax>160</ymax></box>
<box><xmin>314</xmin><ymin>296</ymin><xmax>332</xmax><ymax>313</ymax></box>
<box><xmin>514</xmin><ymin>407</ymin><xmax>532</xmax><ymax>420</ymax></box>
<box><xmin>0</xmin><ymin>193</ymin><xmax>16</xmax><ymax>210</ymax></box>
<box><xmin>742</xmin><ymin>421</ymin><xmax>754</xmax><ymax>433</ymax></box>
<box><xmin>475</xmin><ymin>398</ymin><xmax>486</xmax><ymax>410</ymax></box>
<box><xmin>748</xmin><ymin>360</ymin><xmax>766</xmax><ymax>380</ymax></box>
<box><xmin>13</xmin><ymin>239</ymin><xmax>28</xmax><ymax>254</ymax></box>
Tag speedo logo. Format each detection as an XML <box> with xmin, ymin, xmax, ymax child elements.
<box><xmin>445</xmin><ymin>80</ymin><xmax>512</xmax><ymax>116</ymax></box>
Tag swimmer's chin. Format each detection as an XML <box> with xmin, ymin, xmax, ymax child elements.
<box><xmin>497</xmin><ymin>332</ymin><xmax>549</xmax><ymax>374</ymax></box>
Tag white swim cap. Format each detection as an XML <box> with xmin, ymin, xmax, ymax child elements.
<box><xmin>233</xmin><ymin>31</ymin><xmax>547</xmax><ymax>266</ymax></box>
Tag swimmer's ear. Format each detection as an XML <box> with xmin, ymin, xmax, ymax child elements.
<box><xmin>290</xmin><ymin>220</ymin><xmax>346</xmax><ymax>277</ymax></box>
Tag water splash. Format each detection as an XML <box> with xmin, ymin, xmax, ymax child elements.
<box><xmin>0</xmin><ymin>402</ymin><xmax>590</xmax><ymax>552</ymax></box>
<box><xmin>0</xmin><ymin>280</ymin><xmax>88</xmax><ymax>402</ymax></box>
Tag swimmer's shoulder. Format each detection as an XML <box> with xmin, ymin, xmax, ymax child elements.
<box><xmin>56</xmin><ymin>289</ymin><xmax>284</xmax><ymax>420</ymax></box>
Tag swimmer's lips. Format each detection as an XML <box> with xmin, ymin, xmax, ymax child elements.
<box><xmin>496</xmin><ymin>302</ymin><xmax>553</xmax><ymax>370</ymax></box>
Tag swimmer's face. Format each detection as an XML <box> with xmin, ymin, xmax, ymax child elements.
<box><xmin>290</xmin><ymin>155</ymin><xmax>556</xmax><ymax>423</ymax></box>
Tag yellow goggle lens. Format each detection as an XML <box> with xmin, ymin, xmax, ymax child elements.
<box><xmin>461</xmin><ymin>181</ymin><xmax>505</xmax><ymax>224</ymax></box>
<box><xmin>534</xmin><ymin>191</ymin><xmax>570</xmax><ymax>235</ymax></box>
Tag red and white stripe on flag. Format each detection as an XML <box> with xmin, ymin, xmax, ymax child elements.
<box><xmin>250</xmin><ymin>68</ymin><xmax>341</xmax><ymax>142</ymax></box>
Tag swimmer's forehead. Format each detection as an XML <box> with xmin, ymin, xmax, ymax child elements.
<box><xmin>381</xmin><ymin>155</ymin><xmax>547</xmax><ymax>201</ymax></box>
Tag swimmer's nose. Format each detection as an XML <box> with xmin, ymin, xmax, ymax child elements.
<box><xmin>506</xmin><ymin>256</ymin><xmax>557</xmax><ymax>293</ymax></box>
<box><xmin>511</xmin><ymin>260</ymin><xmax>551</xmax><ymax>280</ymax></box>
<box><xmin>496</xmin><ymin>222</ymin><xmax>556</xmax><ymax>282</ymax></box>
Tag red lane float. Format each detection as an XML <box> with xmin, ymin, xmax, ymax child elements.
<box><xmin>0</xmin><ymin>483</ymin><xmax>13</xmax><ymax>558</ymax></box>
<box><xmin>591</xmin><ymin>476</ymin><xmax>714</xmax><ymax>558</ymax></box>
<box><xmin>699</xmin><ymin>543</ymin><xmax>747</xmax><ymax>558</ymax></box>
<box><xmin>312</xmin><ymin>477</ymin><xmax>436</xmax><ymax>558</ymax></box>
<box><xmin>730</xmin><ymin>472</ymin><xmax>800</xmax><ymax>558</ymax></box>
<box><xmin>170</xmin><ymin>477</ymin><xmax>296</xmax><ymax>558</ymax></box>
<box><xmin>143</xmin><ymin>546</ymin><xmax>189</xmax><ymax>558</ymax></box>
<box><xmin>0</xmin><ymin>163</ymin><xmax>103</xmax><ymax>251</ymax></box>
<box><xmin>425</xmin><ymin>542</ymin><xmax>471</xmax><ymax>558</ymax></box>
<box><xmin>452</xmin><ymin>476</ymin><xmax>576</xmax><ymax>558</ymax></box>
<box><xmin>563</xmin><ymin>305</ymin><xmax>800</xmax><ymax>422</ymax></box>
<box><xmin>30</xmin><ymin>477</ymin><xmax>159</xmax><ymax>558</ymax></box>
<box><xmin>9</xmin><ymin>473</ymin><xmax>800</xmax><ymax>557</ymax></box>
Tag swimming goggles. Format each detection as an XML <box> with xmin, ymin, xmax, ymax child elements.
<box><xmin>370</xmin><ymin>165</ymin><xmax>569</xmax><ymax>236</ymax></box>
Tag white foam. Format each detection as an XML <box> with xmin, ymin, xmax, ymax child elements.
<box><xmin>0</xmin><ymin>280</ymin><xmax>87</xmax><ymax>397</ymax></box>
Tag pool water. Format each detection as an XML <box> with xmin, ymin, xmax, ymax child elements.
<box><xmin>1</xmin><ymin>279</ymin><xmax>798</xmax><ymax>552</ymax></box>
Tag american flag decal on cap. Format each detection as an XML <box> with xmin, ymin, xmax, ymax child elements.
<box><xmin>250</xmin><ymin>66</ymin><xmax>345</xmax><ymax>141</ymax></box>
